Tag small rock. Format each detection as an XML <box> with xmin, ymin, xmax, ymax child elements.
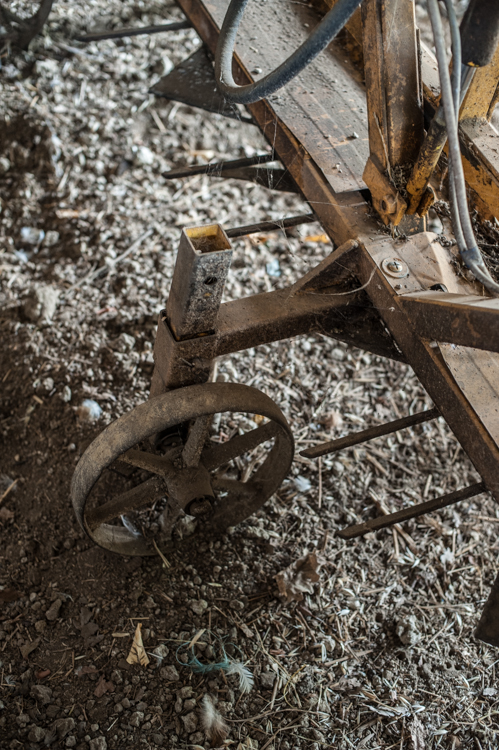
<box><xmin>45</xmin><ymin>599</ymin><xmax>62</xmax><ymax>621</ymax></box>
<box><xmin>484</xmin><ymin>687</ymin><xmax>498</xmax><ymax>697</ymax></box>
<box><xmin>294</xmin><ymin>475</ymin><xmax>312</xmax><ymax>493</ymax></box>
<box><xmin>189</xmin><ymin>599</ymin><xmax>208</xmax><ymax>616</ymax></box>
<box><xmin>150</xmin><ymin>733</ymin><xmax>164</xmax><ymax>745</ymax></box>
<box><xmin>135</xmin><ymin>146</ymin><xmax>155</xmax><ymax>166</ymax></box>
<box><xmin>0</xmin><ymin>156</ymin><xmax>11</xmax><ymax>174</ymax></box>
<box><xmin>60</xmin><ymin>385</ymin><xmax>72</xmax><ymax>403</ymax></box>
<box><xmin>331</xmin><ymin>347</ymin><xmax>346</xmax><ymax>361</ymax></box>
<box><xmin>54</xmin><ymin>718</ymin><xmax>76</xmax><ymax>739</ymax></box>
<box><xmin>266</xmin><ymin>259</ymin><xmax>281</xmax><ymax>277</ymax></box>
<box><xmin>260</xmin><ymin>671</ymin><xmax>276</xmax><ymax>688</ymax></box>
<box><xmin>24</xmin><ymin>285</ymin><xmax>60</xmax><ymax>323</ymax></box>
<box><xmin>66</xmin><ymin>737</ymin><xmax>77</xmax><ymax>748</ymax></box>
<box><xmin>20</xmin><ymin>227</ymin><xmax>45</xmax><ymax>245</ymax></box>
<box><xmin>179</xmin><ymin>686</ymin><xmax>193</xmax><ymax>699</ymax></box>
<box><xmin>31</xmin><ymin>684</ymin><xmax>53</xmax><ymax>704</ymax></box>
<box><xmin>43</xmin><ymin>230</ymin><xmax>60</xmax><ymax>247</ymax></box>
<box><xmin>109</xmin><ymin>332</ymin><xmax>136</xmax><ymax>353</ymax></box>
<box><xmin>129</xmin><ymin>711</ymin><xmax>144</xmax><ymax>727</ymax></box>
<box><xmin>181</xmin><ymin>712</ymin><xmax>198</xmax><ymax>734</ymax></box>
<box><xmin>229</xmin><ymin>599</ymin><xmax>245</xmax><ymax>611</ymax></box>
<box><xmin>76</xmin><ymin>399</ymin><xmax>102</xmax><ymax>423</ymax></box>
<box><xmin>35</xmin><ymin>377</ymin><xmax>55</xmax><ymax>395</ymax></box>
<box><xmin>184</xmin><ymin>699</ymin><xmax>196</xmax><ymax>711</ymax></box>
<box><xmin>28</xmin><ymin>726</ymin><xmax>46</xmax><ymax>742</ymax></box>
<box><xmin>16</xmin><ymin>713</ymin><xmax>30</xmax><ymax>726</ymax></box>
<box><xmin>88</xmin><ymin>738</ymin><xmax>107</xmax><ymax>750</ymax></box>
<box><xmin>160</xmin><ymin>665</ymin><xmax>179</xmax><ymax>682</ymax></box>
<box><xmin>396</xmin><ymin>615</ymin><xmax>421</xmax><ymax>646</ymax></box>
<box><xmin>35</xmin><ymin>620</ymin><xmax>46</xmax><ymax>633</ymax></box>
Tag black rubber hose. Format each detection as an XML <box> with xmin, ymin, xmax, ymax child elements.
<box><xmin>460</xmin><ymin>0</ymin><xmax>499</xmax><ymax>67</ymax></box>
<box><xmin>215</xmin><ymin>0</ymin><xmax>362</xmax><ymax>105</ymax></box>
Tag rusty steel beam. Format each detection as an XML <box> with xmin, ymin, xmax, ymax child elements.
<box><xmin>399</xmin><ymin>291</ymin><xmax>499</xmax><ymax>353</ymax></box>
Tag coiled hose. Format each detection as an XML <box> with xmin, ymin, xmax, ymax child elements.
<box><xmin>215</xmin><ymin>0</ymin><xmax>362</xmax><ymax>105</ymax></box>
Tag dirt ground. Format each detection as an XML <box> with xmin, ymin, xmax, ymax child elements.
<box><xmin>1</xmin><ymin>2</ymin><xmax>499</xmax><ymax>749</ymax></box>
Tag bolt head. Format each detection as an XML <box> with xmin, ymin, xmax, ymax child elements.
<box><xmin>386</xmin><ymin>260</ymin><xmax>403</xmax><ymax>272</ymax></box>
<box><xmin>381</xmin><ymin>256</ymin><xmax>409</xmax><ymax>279</ymax></box>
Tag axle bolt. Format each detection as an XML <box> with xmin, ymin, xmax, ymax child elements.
<box><xmin>386</xmin><ymin>259</ymin><xmax>403</xmax><ymax>273</ymax></box>
<box><xmin>381</xmin><ymin>256</ymin><xmax>409</xmax><ymax>279</ymax></box>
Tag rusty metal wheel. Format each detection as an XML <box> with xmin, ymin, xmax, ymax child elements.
<box><xmin>71</xmin><ymin>383</ymin><xmax>294</xmax><ymax>556</ymax></box>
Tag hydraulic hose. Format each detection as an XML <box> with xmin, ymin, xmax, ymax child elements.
<box><xmin>215</xmin><ymin>0</ymin><xmax>362</xmax><ymax>105</ymax></box>
<box><xmin>428</xmin><ymin>0</ymin><xmax>499</xmax><ymax>295</ymax></box>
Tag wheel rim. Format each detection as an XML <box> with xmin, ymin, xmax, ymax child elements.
<box><xmin>71</xmin><ymin>383</ymin><xmax>294</xmax><ymax>556</ymax></box>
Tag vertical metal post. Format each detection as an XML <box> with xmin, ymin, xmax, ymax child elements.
<box><xmin>150</xmin><ymin>224</ymin><xmax>232</xmax><ymax>397</ymax></box>
<box><xmin>361</xmin><ymin>0</ymin><xmax>424</xmax><ymax>229</ymax></box>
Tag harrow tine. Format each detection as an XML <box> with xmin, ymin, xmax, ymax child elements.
<box><xmin>301</xmin><ymin>407</ymin><xmax>440</xmax><ymax>459</ymax></box>
<box><xmin>226</xmin><ymin>213</ymin><xmax>316</xmax><ymax>238</ymax></box>
<box><xmin>75</xmin><ymin>20</ymin><xmax>191</xmax><ymax>42</ymax></box>
<box><xmin>162</xmin><ymin>153</ymin><xmax>275</xmax><ymax>179</ymax></box>
<box><xmin>337</xmin><ymin>481</ymin><xmax>487</xmax><ymax>539</ymax></box>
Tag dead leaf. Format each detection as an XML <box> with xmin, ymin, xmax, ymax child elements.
<box><xmin>0</xmin><ymin>507</ymin><xmax>14</xmax><ymax>521</ymax></box>
<box><xmin>0</xmin><ymin>587</ymin><xmax>22</xmax><ymax>603</ymax></box>
<box><xmin>94</xmin><ymin>674</ymin><xmax>114</xmax><ymax>698</ymax></box>
<box><xmin>20</xmin><ymin>638</ymin><xmax>40</xmax><ymax>660</ymax></box>
<box><xmin>275</xmin><ymin>552</ymin><xmax>323</xmax><ymax>603</ymax></box>
<box><xmin>304</xmin><ymin>233</ymin><xmax>330</xmax><ymax>243</ymax></box>
<box><xmin>408</xmin><ymin>715</ymin><xmax>426</xmax><ymax>750</ymax></box>
<box><xmin>126</xmin><ymin>622</ymin><xmax>150</xmax><ymax>666</ymax></box>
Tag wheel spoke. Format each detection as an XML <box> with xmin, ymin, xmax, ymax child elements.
<box><xmin>182</xmin><ymin>414</ymin><xmax>213</xmax><ymax>468</ymax></box>
<box><xmin>86</xmin><ymin>476</ymin><xmax>165</xmax><ymax>529</ymax></box>
<box><xmin>211</xmin><ymin>476</ymin><xmax>258</xmax><ymax>497</ymax></box>
<box><xmin>202</xmin><ymin>421</ymin><xmax>278</xmax><ymax>470</ymax></box>
<box><xmin>121</xmin><ymin>449</ymin><xmax>171</xmax><ymax>475</ymax></box>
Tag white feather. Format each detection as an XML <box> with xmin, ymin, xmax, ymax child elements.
<box><xmin>201</xmin><ymin>694</ymin><xmax>228</xmax><ymax>744</ymax></box>
<box><xmin>225</xmin><ymin>660</ymin><xmax>254</xmax><ymax>694</ymax></box>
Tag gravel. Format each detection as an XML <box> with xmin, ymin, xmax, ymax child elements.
<box><xmin>1</xmin><ymin>1</ymin><xmax>499</xmax><ymax>749</ymax></box>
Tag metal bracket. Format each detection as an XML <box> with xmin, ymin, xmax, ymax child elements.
<box><xmin>150</xmin><ymin>46</ymin><xmax>253</xmax><ymax>122</ymax></box>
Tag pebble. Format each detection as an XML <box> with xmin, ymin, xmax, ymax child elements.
<box><xmin>160</xmin><ymin>665</ymin><xmax>179</xmax><ymax>682</ymax></box>
<box><xmin>24</xmin><ymin>285</ymin><xmax>60</xmax><ymax>323</ymax></box>
<box><xmin>181</xmin><ymin>712</ymin><xmax>198</xmax><ymax>733</ymax></box>
<box><xmin>28</xmin><ymin>726</ymin><xmax>46</xmax><ymax>742</ymax></box>
<box><xmin>31</xmin><ymin>684</ymin><xmax>53</xmax><ymax>704</ymax></box>
<box><xmin>44</xmin><ymin>230</ymin><xmax>60</xmax><ymax>247</ymax></box>
<box><xmin>54</xmin><ymin>717</ymin><xmax>76</xmax><ymax>738</ymax></box>
<box><xmin>76</xmin><ymin>399</ymin><xmax>102</xmax><ymax>422</ymax></box>
<box><xmin>294</xmin><ymin>475</ymin><xmax>312</xmax><ymax>492</ymax></box>
<box><xmin>129</xmin><ymin>711</ymin><xmax>144</xmax><ymax>727</ymax></box>
<box><xmin>135</xmin><ymin>146</ymin><xmax>155</xmax><ymax>166</ymax></box>
<box><xmin>88</xmin><ymin>738</ymin><xmax>107</xmax><ymax>750</ymax></box>
<box><xmin>20</xmin><ymin>226</ymin><xmax>45</xmax><ymax>245</ymax></box>
<box><xmin>331</xmin><ymin>347</ymin><xmax>346</xmax><ymax>361</ymax></box>
<box><xmin>396</xmin><ymin>615</ymin><xmax>421</xmax><ymax>646</ymax></box>
<box><xmin>109</xmin><ymin>332</ymin><xmax>136</xmax><ymax>353</ymax></box>
<box><xmin>260</xmin><ymin>671</ymin><xmax>276</xmax><ymax>688</ymax></box>
<box><xmin>189</xmin><ymin>599</ymin><xmax>208</xmax><ymax>615</ymax></box>
<box><xmin>59</xmin><ymin>385</ymin><xmax>72</xmax><ymax>403</ymax></box>
<box><xmin>45</xmin><ymin>598</ymin><xmax>62</xmax><ymax>621</ymax></box>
